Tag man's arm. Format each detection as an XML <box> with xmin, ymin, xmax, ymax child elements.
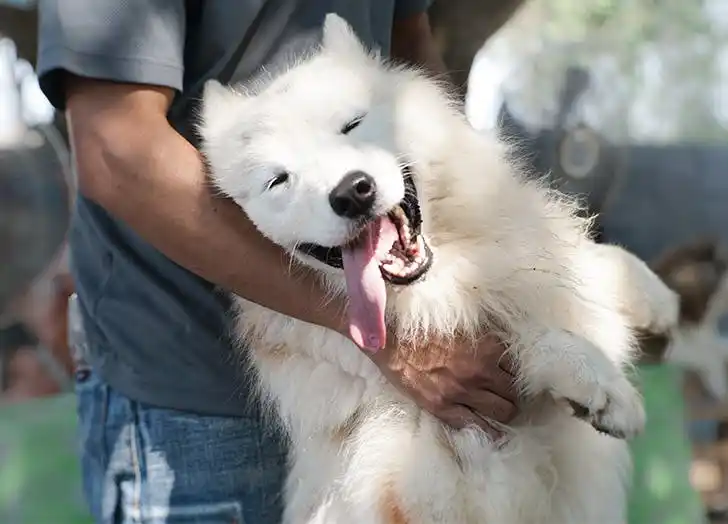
<box><xmin>65</xmin><ymin>78</ymin><xmax>350</xmax><ymax>335</ymax></box>
<box><xmin>37</xmin><ymin>0</ymin><xmax>349</xmax><ymax>335</ymax></box>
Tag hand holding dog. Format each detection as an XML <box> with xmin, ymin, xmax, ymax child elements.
<box><xmin>368</xmin><ymin>332</ymin><xmax>520</xmax><ymax>437</ymax></box>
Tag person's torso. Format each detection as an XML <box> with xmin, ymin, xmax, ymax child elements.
<box><xmin>72</xmin><ymin>0</ymin><xmax>400</xmax><ymax>416</ymax></box>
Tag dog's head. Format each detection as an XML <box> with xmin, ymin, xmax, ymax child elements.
<box><xmin>199</xmin><ymin>14</ymin><xmax>457</xmax><ymax>349</ymax></box>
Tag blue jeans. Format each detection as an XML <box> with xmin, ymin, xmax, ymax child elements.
<box><xmin>74</xmin><ymin>367</ymin><xmax>287</xmax><ymax>524</ymax></box>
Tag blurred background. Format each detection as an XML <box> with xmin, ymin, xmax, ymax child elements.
<box><xmin>2</xmin><ymin>0</ymin><xmax>728</xmax><ymax>522</ymax></box>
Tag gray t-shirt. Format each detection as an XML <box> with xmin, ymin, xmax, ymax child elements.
<box><xmin>37</xmin><ymin>0</ymin><xmax>429</xmax><ymax>416</ymax></box>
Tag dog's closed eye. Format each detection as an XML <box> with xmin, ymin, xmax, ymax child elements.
<box><xmin>341</xmin><ymin>114</ymin><xmax>365</xmax><ymax>135</ymax></box>
<box><xmin>266</xmin><ymin>171</ymin><xmax>290</xmax><ymax>190</ymax></box>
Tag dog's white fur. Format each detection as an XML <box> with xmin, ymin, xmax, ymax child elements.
<box><xmin>199</xmin><ymin>15</ymin><xmax>664</xmax><ymax>524</ymax></box>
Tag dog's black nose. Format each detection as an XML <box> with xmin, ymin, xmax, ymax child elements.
<box><xmin>329</xmin><ymin>171</ymin><xmax>377</xmax><ymax>218</ymax></box>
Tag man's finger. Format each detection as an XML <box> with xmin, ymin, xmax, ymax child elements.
<box><xmin>468</xmin><ymin>390</ymin><xmax>518</xmax><ymax>426</ymax></box>
<box><xmin>473</xmin><ymin>333</ymin><xmax>518</xmax><ymax>376</ymax></box>
<box><xmin>445</xmin><ymin>405</ymin><xmax>511</xmax><ymax>441</ymax></box>
<box><xmin>484</xmin><ymin>367</ymin><xmax>520</xmax><ymax>405</ymax></box>
<box><xmin>435</xmin><ymin>406</ymin><xmax>470</xmax><ymax>429</ymax></box>
<box><xmin>496</xmin><ymin>351</ymin><xmax>519</xmax><ymax>376</ymax></box>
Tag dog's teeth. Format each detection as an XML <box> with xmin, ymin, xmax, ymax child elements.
<box><xmin>381</xmin><ymin>232</ymin><xmax>428</xmax><ymax>281</ymax></box>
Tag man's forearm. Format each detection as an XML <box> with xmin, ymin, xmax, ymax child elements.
<box><xmin>68</xmin><ymin>94</ymin><xmax>348</xmax><ymax>336</ymax></box>
<box><xmin>62</xmin><ymin>11</ymin><xmax>446</xmax><ymax>343</ymax></box>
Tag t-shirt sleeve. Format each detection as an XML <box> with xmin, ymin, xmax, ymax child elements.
<box><xmin>36</xmin><ymin>0</ymin><xmax>187</xmax><ymax>110</ymax></box>
<box><xmin>394</xmin><ymin>0</ymin><xmax>433</xmax><ymax>20</ymax></box>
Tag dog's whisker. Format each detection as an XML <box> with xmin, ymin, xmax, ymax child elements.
<box><xmin>286</xmin><ymin>240</ymin><xmax>303</xmax><ymax>275</ymax></box>
<box><xmin>397</xmin><ymin>159</ymin><xmax>419</xmax><ymax>169</ymax></box>
<box><xmin>403</xmin><ymin>188</ymin><xmax>419</xmax><ymax>200</ymax></box>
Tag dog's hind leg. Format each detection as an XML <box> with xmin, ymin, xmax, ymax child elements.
<box><xmin>517</xmin><ymin>327</ymin><xmax>645</xmax><ymax>440</ymax></box>
<box><xmin>592</xmin><ymin>243</ymin><xmax>679</xmax><ymax>334</ymax></box>
<box><xmin>540</xmin><ymin>416</ymin><xmax>631</xmax><ymax>524</ymax></box>
<box><xmin>329</xmin><ymin>401</ymin><xmax>472</xmax><ymax>524</ymax></box>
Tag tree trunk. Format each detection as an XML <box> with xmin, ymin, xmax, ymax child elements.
<box><xmin>429</xmin><ymin>0</ymin><xmax>526</xmax><ymax>96</ymax></box>
<box><xmin>0</xmin><ymin>6</ymin><xmax>37</xmax><ymax>65</ymax></box>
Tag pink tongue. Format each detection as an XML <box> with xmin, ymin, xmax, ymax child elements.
<box><xmin>341</xmin><ymin>217</ymin><xmax>399</xmax><ymax>352</ymax></box>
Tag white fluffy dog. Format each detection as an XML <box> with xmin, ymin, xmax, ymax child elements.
<box><xmin>199</xmin><ymin>14</ymin><xmax>676</xmax><ymax>524</ymax></box>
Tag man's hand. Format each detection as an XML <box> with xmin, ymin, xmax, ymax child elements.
<box><xmin>370</xmin><ymin>332</ymin><xmax>519</xmax><ymax>436</ymax></box>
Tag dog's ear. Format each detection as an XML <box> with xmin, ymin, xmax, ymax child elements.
<box><xmin>198</xmin><ymin>80</ymin><xmax>243</xmax><ymax>138</ymax></box>
<box><xmin>201</xmin><ymin>80</ymin><xmax>239</xmax><ymax>116</ymax></box>
<box><xmin>322</xmin><ymin>13</ymin><xmax>366</xmax><ymax>57</ymax></box>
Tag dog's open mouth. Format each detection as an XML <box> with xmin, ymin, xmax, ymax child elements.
<box><xmin>298</xmin><ymin>169</ymin><xmax>433</xmax><ymax>285</ymax></box>
<box><xmin>375</xmin><ymin>205</ymin><xmax>433</xmax><ymax>285</ymax></box>
<box><xmin>298</xmin><ymin>169</ymin><xmax>433</xmax><ymax>352</ymax></box>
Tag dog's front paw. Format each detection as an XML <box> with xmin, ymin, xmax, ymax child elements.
<box><xmin>524</xmin><ymin>329</ymin><xmax>647</xmax><ymax>439</ymax></box>
<box><xmin>560</xmin><ymin>375</ymin><xmax>646</xmax><ymax>440</ymax></box>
